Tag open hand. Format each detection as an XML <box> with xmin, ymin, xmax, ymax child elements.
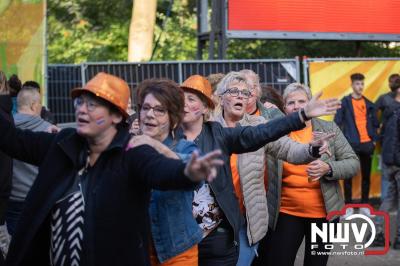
<box><xmin>304</xmin><ymin>91</ymin><xmax>341</xmax><ymax>118</ymax></box>
<box><xmin>184</xmin><ymin>150</ymin><xmax>223</xmax><ymax>183</ymax></box>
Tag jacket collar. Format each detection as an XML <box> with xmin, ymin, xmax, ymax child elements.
<box><xmin>214</xmin><ymin>111</ymin><xmax>242</xmax><ymax>128</ymax></box>
<box><xmin>344</xmin><ymin>93</ymin><xmax>374</xmax><ymax>114</ymax></box>
<box><xmin>57</xmin><ymin>127</ymin><xmax>130</xmax><ymax>165</ymax></box>
<box><xmin>344</xmin><ymin>94</ymin><xmax>373</xmax><ymax>108</ymax></box>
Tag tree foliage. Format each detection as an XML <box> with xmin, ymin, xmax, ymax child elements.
<box><xmin>48</xmin><ymin>0</ymin><xmax>132</xmax><ymax>63</ymax></box>
<box><xmin>47</xmin><ymin>0</ymin><xmax>400</xmax><ymax>64</ymax></box>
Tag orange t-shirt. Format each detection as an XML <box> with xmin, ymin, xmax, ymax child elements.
<box><xmin>254</xmin><ymin>108</ymin><xmax>269</xmax><ymax>191</ymax></box>
<box><xmin>231</xmin><ymin>153</ymin><xmax>245</xmax><ymax>213</ymax></box>
<box><xmin>352</xmin><ymin>97</ymin><xmax>371</xmax><ymax>143</ymax></box>
<box><xmin>280</xmin><ymin>126</ymin><xmax>327</xmax><ymax>218</ymax></box>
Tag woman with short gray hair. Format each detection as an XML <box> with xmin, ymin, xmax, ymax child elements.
<box><xmin>255</xmin><ymin>83</ymin><xmax>359</xmax><ymax>266</ymax></box>
<box><xmin>282</xmin><ymin>83</ymin><xmax>312</xmax><ymax>102</ymax></box>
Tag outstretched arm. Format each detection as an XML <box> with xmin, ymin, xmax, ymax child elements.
<box><xmin>224</xmin><ymin>92</ymin><xmax>341</xmax><ymax>154</ymax></box>
<box><xmin>128</xmin><ymin>144</ymin><xmax>222</xmax><ymax>190</ymax></box>
<box><xmin>224</xmin><ymin>111</ymin><xmax>306</xmax><ymax>154</ymax></box>
<box><xmin>0</xmin><ymin>105</ymin><xmax>55</xmax><ymax>166</ymax></box>
<box><xmin>265</xmin><ymin>131</ymin><xmax>334</xmax><ymax>164</ymax></box>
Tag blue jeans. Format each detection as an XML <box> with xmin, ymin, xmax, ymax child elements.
<box><xmin>237</xmin><ymin>223</ymin><xmax>259</xmax><ymax>266</ymax></box>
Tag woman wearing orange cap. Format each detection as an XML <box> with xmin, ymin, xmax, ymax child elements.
<box><xmin>178</xmin><ymin>74</ymin><xmax>341</xmax><ymax>266</ymax></box>
<box><xmin>0</xmin><ymin>72</ymin><xmax>224</xmax><ymax>266</ymax></box>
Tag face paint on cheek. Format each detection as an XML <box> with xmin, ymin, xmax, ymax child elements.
<box><xmin>190</xmin><ymin>106</ymin><xmax>202</xmax><ymax>117</ymax></box>
<box><xmin>95</xmin><ymin>116</ymin><xmax>106</xmax><ymax>125</ymax></box>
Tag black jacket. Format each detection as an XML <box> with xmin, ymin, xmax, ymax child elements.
<box><xmin>382</xmin><ymin>104</ymin><xmax>400</xmax><ymax>166</ymax></box>
<box><xmin>0</xmin><ymin>114</ymin><xmax>195</xmax><ymax>266</ymax></box>
<box><xmin>190</xmin><ymin>112</ymin><xmax>305</xmax><ymax>244</ymax></box>
<box><xmin>0</xmin><ymin>95</ymin><xmax>13</xmax><ymax>224</ymax></box>
<box><xmin>334</xmin><ymin>94</ymin><xmax>379</xmax><ymax>147</ymax></box>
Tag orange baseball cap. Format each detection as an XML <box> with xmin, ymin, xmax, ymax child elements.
<box><xmin>181</xmin><ymin>75</ymin><xmax>215</xmax><ymax>109</ymax></box>
<box><xmin>71</xmin><ymin>72</ymin><xmax>131</xmax><ymax>118</ymax></box>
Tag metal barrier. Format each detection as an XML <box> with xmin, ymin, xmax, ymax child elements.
<box><xmin>48</xmin><ymin>58</ymin><xmax>300</xmax><ymax>123</ymax></box>
<box><xmin>47</xmin><ymin>64</ymin><xmax>83</xmax><ymax>123</ymax></box>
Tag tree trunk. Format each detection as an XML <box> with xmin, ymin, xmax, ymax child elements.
<box><xmin>128</xmin><ymin>0</ymin><xmax>157</xmax><ymax>62</ymax></box>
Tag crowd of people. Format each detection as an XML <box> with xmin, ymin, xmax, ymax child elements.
<box><xmin>0</xmin><ymin>69</ymin><xmax>398</xmax><ymax>266</ymax></box>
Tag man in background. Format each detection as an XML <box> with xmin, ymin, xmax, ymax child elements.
<box><xmin>334</xmin><ymin>73</ymin><xmax>379</xmax><ymax>216</ymax></box>
<box><xmin>372</xmin><ymin>76</ymin><xmax>400</xmax><ymax>249</ymax></box>
<box><xmin>22</xmin><ymin>81</ymin><xmax>56</xmax><ymax>124</ymax></box>
<box><xmin>5</xmin><ymin>87</ymin><xmax>58</xmax><ymax>236</ymax></box>
<box><xmin>375</xmin><ymin>73</ymin><xmax>400</xmax><ymax>201</ymax></box>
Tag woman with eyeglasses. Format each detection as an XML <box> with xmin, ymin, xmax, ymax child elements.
<box><xmin>212</xmin><ymin>72</ymin><xmax>336</xmax><ymax>266</ymax></box>
<box><xmin>1</xmin><ymin>72</ymin><xmax>224</xmax><ymax>266</ymax></box>
<box><xmin>128</xmin><ymin>79</ymin><xmax>203</xmax><ymax>266</ymax></box>
<box><xmin>175</xmin><ymin>73</ymin><xmax>341</xmax><ymax>266</ymax></box>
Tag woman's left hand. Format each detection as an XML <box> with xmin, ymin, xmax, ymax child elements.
<box><xmin>184</xmin><ymin>150</ymin><xmax>223</xmax><ymax>183</ymax></box>
<box><xmin>307</xmin><ymin>159</ymin><xmax>331</xmax><ymax>182</ymax></box>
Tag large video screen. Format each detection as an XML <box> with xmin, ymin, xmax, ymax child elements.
<box><xmin>227</xmin><ymin>0</ymin><xmax>400</xmax><ymax>41</ymax></box>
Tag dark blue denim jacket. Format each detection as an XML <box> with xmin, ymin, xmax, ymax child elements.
<box><xmin>149</xmin><ymin>136</ymin><xmax>203</xmax><ymax>263</ymax></box>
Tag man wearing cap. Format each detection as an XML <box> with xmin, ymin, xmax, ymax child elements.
<box><xmin>0</xmin><ymin>72</ymin><xmax>223</xmax><ymax>266</ymax></box>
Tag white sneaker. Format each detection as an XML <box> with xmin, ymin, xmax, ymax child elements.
<box><xmin>359</xmin><ymin>207</ymin><xmax>376</xmax><ymax>218</ymax></box>
<box><xmin>340</xmin><ymin>207</ymin><xmax>354</xmax><ymax>220</ymax></box>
